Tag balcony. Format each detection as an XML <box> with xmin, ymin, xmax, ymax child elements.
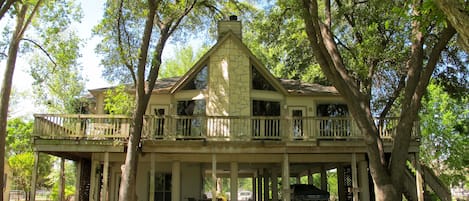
<box><xmin>33</xmin><ymin>114</ymin><xmax>420</xmax><ymax>142</ymax></box>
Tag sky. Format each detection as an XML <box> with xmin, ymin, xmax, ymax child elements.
<box><xmin>1</xmin><ymin>1</ymin><xmax>203</xmax><ymax>118</ymax></box>
<box><xmin>0</xmin><ymin>1</ymin><xmax>109</xmax><ymax>117</ymax></box>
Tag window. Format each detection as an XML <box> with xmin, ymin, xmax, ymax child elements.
<box><xmin>153</xmin><ymin>108</ymin><xmax>165</xmax><ymax>137</ymax></box>
<box><xmin>316</xmin><ymin>104</ymin><xmax>349</xmax><ymax>117</ymax></box>
<box><xmin>176</xmin><ymin>100</ymin><xmax>206</xmax><ymax>136</ymax></box>
<box><xmin>182</xmin><ymin>65</ymin><xmax>208</xmax><ymax>90</ymax></box>
<box><xmin>292</xmin><ymin>109</ymin><xmax>304</xmax><ymax>137</ymax></box>
<box><xmin>252</xmin><ymin>65</ymin><xmax>276</xmax><ymax>91</ymax></box>
<box><xmin>316</xmin><ymin>104</ymin><xmax>350</xmax><ymax>137</ymax></box>
<box><xmin>252</xmin><ymin>100</ymin><xmax>280</xmax><ymax>116</ymax></box>
<box><xmin>154</xmin><ymin>173</ymin><xmax>172</xmax><ymax>201</ymax></box>
<box><xmin>252</xmin><ymin>100</ymin><xmax>281</xmax><ymax>138</ymax></box>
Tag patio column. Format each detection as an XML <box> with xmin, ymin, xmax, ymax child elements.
<box><xmin>307</xmin><ymin>170</ymin><xmax>313</xmax><ymax>185</ymax></box>
<box><xmin>257</xmin><ymin>170</ymin><xmax>262</xmax><ymax>201</ymax></box>
<box><xmin>337</xmin><ymin>165</ymin><xmax>346</xmax><ymax>201</ymax></box>
<box><xmin>320</xmin><ymin>165</ymin><xmax>327</xmax><ymax>191</ymax></box>
<box><xmin>252</xmin><ymin>172</ymin><xmax>257</xmax><ymax>201</ymax></box>
<box><xmin>90</xmin><ymin>156</ymin><xmax>99</xmax><ymax>201</ymax></box>
<box><xmin>272</xmin><ymin>170</ymin><xmax>279</xmax><ymax>201</ymax></box>
<box><xmin>211</xmin><ymin>154</ymin><xmax>217</xmax><ymax>201</ymax></box>
<box><xmin>282</xmin><ymin>153</ymin><xmax>290</xmax><ymax>201</ymax></box>
<box><xmin>263</xmin><ymin>168</ymin><xmax>270</xmax><ymax>201</ymax></box>
<box><xmin>75</xmin><ymin>159</ymin><xmax>82</xmax><ymax>201</ymax></box>
<box><xmin>358</xmin><ymin>160</ymin><xmax>370</xmax><ymax>201</ymax></box>
<box><xmin>172</xmin><ymin>161</ymin><xmax>181</xmax><ymax>201</ymax></box>
<box><xmin>101</xmin><ymin>152</ymin><xmax>109</xmax><ymax>201</ymax></box>
<box><xmin>30</xmin><ymin>152</ymin><xmax>39</xmax><ymax>201</ymax></box>
<box><xmin>149</xmin><ymin>153</ymin><xmax>156</xmax><ymax>201</ymax></box>
<box><xmin>59</xmin><ymin>158</ymin><xmax>65</xmax><ymax>201</ymax></box>
<box><xmin>230</xmin><ymin>162</ymin><xmax>238</xmax><ymax>201</ymax></box>
<box><xmin>352</xmin><ymin>153</ymin><xmax>359</xmax><ymax>201</ymax></box>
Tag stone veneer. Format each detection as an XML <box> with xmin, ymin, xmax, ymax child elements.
<box><xmin>208</xmin><ymin>37</ymin><xmax>251</xmax><ymax>117</ymax></box>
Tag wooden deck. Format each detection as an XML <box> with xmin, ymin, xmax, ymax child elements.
<box><xmin>33</xmin><ymin>114</ymin><xmax>420</xmax><ymax>142</ymax></box>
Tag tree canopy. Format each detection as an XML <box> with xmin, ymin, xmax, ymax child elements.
<box><xmin>6</xmin><ymin>118</ymin><xmax>53</xmax><ymax>200</ymax></box>
<box><xmin>299</xmin><ymin>0</ymin><xmax>463</xmax><ymax>200</ymax></box>
<box><xmin>420</xmin><ymin>81</ymin><xmax>469</xmax><ymax>187</ymax></box>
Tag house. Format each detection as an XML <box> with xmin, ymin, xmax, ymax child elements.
<box><xmin>31</xmin><ymin>16</ymin><xmax>426</xmax><ymax>201</ymax></box>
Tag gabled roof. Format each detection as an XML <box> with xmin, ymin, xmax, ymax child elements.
<box><xmin>279</xmin><ymin>79</ymin><xmax>338</xmax><ymax>96</ymax></box>
<box><xmin>88</xmin><ymin>31</ymin><xmax>338</xmax><ymax>97</ymax></box>
<box><xmin>169</xmin><ymin>31</ymin><xmax>289</xmax><ymax>95</ymax></box>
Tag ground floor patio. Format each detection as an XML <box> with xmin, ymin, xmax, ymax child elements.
<box><xmin>31</xmin><ymin>152</ymin><xmax>385</xmax><ymax>201</ymax></box>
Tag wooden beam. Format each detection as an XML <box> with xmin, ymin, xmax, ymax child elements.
<box><xmin>211</xmin><ymin>154</ymin><xmax>217</xmax><ymax>201</ymax></box>
<box><xmin>172</xmin><ymin>161</ymin><xmax>181</xmax><ymax>201</ymax></box>
<box><xmin>30</xmin><ymin>152</ymin><xmax>39</xmax><ymax>201</ymax></box>
<box><xmin>282</xmin><ymin>154</ymin><xmax>290</xmax><ymax>201</ymax></box>
<box><xmin>352</xmin><ymin>153</ymin><xmax>358</xmax><ymax>201</ymax></box>
<box><xmin>230</xmin><ymin>162</ymin><xmax>238</xmax><ymax>201</ymax></box>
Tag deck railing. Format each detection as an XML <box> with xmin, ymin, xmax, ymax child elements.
<box><xmin>34</xmin><ymin>114</ymin><xmax>420</xmax><ymax>141</ymax></box>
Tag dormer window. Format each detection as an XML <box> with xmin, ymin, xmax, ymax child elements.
<box><xmin>252</xmin><ymin>65</ymin><xmax>276</xmax><ymax>91</ymax></box>
<box><xmin>182</xmin><ymin>65</ymin><xmax>208</xmax><ymax>90</ymax></box>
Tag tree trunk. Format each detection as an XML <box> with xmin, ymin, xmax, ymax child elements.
<box><xmin>300</xmin><ymin>0</ymin><xmax>455</xmax><ymax>200</ymax></box>
<box><xmin>118</xmin><ymin>100</ymin><xmax>147</xmax><ymax>201</ymax></box>
<box><xmin>436</xmin><ymin>0</ymin><xmax>469</xmax><ymax>52</ymax></box>
<box><xmin>0</xmin><ymin>5</ymin><xmax>27</xmax><ymax>199</ymax></box>
<box><xmin>118</xmin><ymin>1</ymin><xmax>157</xmax><ymax>200</ymax></box>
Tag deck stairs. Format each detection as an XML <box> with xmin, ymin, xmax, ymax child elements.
<box><xmin>402</xmin><ymin>163</ymin><xmax>451</xmax><ymax>201</ymax></box>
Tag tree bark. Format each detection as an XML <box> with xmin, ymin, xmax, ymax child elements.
<box><xmin>0</xmin><ymin>5</ymin><xmax>27</xmax><ymax>199</ymax></box>
<box><xmin>118</xmin><ymin>1</ymin><xmax>157</xmax><ymax>200</ymax></box>
<box><xmin>300</xmin><ymin>0</ymin><xmax>455</xmax><ymax>200</ymax></box>
<box><xmin>436</xmin><ymin>0</ymin><xmax>469</xmax><ymax>52</ymax></box>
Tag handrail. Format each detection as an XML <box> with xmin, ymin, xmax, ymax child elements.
<box><xmin>33</xmin><ymin>114</ymin><xmax>420</xmax><ymax>141</ymax></box>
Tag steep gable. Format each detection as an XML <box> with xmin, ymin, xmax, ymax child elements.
<box><xmin>170</xmin><ymin>31</ymin><xmax>287</xmax><ymax>95</ymax></box>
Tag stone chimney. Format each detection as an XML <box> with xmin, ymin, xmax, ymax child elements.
<box><xmin>218</xmin><ymin>15</ymin><xmax>242</xmax><ymax>39</ymax></box>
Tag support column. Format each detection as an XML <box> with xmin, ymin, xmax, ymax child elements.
<box><xmin>263</xmin><ymin>169</ymin><xmax>270</xmax><ymax>201</ymax></box>
<box><xmin>320</xmin><ymin>165</ymin><xmax>327</xmax><ymax>191</ymax></box>
<box><xmin>101</xmin><ymin>153</ymin><xmax>109</xmax><ymax>201</ymax></box>
<box><xmin>307</xmin><ymin>170</ymin><xmax>313</xmax><ymax>185</ymax></box>
<box><xmin>75</xmin><ymin>160</ymin><xmax>82</xmax><ymax>201</ymax></box>
<box><xmin>230</xmin><ymin>162</ymin><xmax>238</xmax><ymax>201</ymax></box>
<box><xmin>337</xmin><ymin>165</ymin><xmax>345</xmax><ymax>201</ymax></box>
<box><xmin>172</xmin><ymin>161</ymin><xmax>181</xmax><ymax>201</ymax></box>
<box><xmin>212</xmin><ymin>154</ymin><xmax>217</xmax><ymax>201</ymax></box>
<box><xmin>358</xmin><ymin>160</ymin><xmax>370</xmax><ymax>201</ymax></box>
<box><xmin>149</xmin><ymin>153</ymin><xmax>156</xmax><ymax>201</ymax></box>
<box><xmin>257</xmin><ymin>170</ymin><xmax>262</xmax><ymax>201</ymax></box>
<box><xmin>30</xmin><ymin>152</ymin><xmax>39</xmax><ymax>201</ymax></box>
<box><xmin>90</xmin><ymin>156</ymin><xmax>98</xmax><ymax>201</ymax></box>
<box><xmin>252</xmin><ymin>173</ymin><xmax>257</xmax><ymax>201</ymax></box>
<box><xmin>272</xmin><ymin>170</ymin><xmax>279</xmax><ymax>201</ymax></box>
<box><xmin>59</xmin><ymin>158</ymin><xmax>65</xmax><ymax>201</ymax></box>
<box><xmin>352</xmin><ymin>153</ymin><xmax>359</xmax><ymax>201</ymax></box>
<box><xmin>282</xmin><ymin>154</ymin><xmax>290</xmax><ymax>201</ymax></box>
<box><xmin>414</xmin><ymin>153</ymin><xmax>424</xmax><ymax>201</ymax></box>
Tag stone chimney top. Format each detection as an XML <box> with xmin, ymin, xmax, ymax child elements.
<box><xmin>218</xmin><ymin>15</ymin><xmax>242</xmax><ymax>40</ymax></box>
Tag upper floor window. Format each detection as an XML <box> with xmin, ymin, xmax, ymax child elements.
<box><xmin>182</xmin><ymin>65</ymin><xmax>208</xmax><ymax>90</ymax></box>
<box><xmin>252</xmin><ymin>65</ymin><xmax>276</xmax><ymax>91</ymax></box>
<box><xmin>177</xmin><ymin>100</ymin><xmax>206</xmax><ymax>116</ymax></box>
<box><xmin>317</xmin><ymin>104</ymin><xmax>349</xmax><ymax>117</ymax></box>
<box><xmin>252</xmin><ymin>100</ymin><xmax>280</xmax><ymax>116</ymax></box>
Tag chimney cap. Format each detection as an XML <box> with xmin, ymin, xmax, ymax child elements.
<box><xmin>229</xmin><ymin>15</ymin><xmax>238</xmax><ymax>21</ymax></box>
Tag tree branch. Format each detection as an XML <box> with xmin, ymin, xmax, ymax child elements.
<box><xmin>18</xmin><ymin>0</ymin><xmax>43</xmax><ymax>39</ymax></box>
<box><xmin>20</xmin><ymin>38</ymin><xmax>57</xmax><ymax>67</ymax></box>
<box><xmin>0</xmin><ymin>0</ymin><xmax>17</xmax><ymax>21</ymax></box>
<box><xmin>117</xmin><ymin>0</ymin><xmax>136</xmax><ymax>84</ymax></box>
